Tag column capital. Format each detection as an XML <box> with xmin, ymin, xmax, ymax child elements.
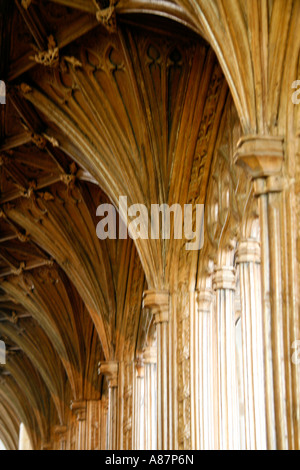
<box><xmin>213</xmin><ymin>267</ymin><xmax>236</xmax><ymax>291</ymax></box>
<box><xmin>70</xmin><ymin>400</ymin><xmax>87</xmax><ymax>422</ymax></box>
<box><xmin>196</xmin><ymin>289</ymin><xmax>213</xmax><ymax>313</ymax></box>
<box><xmin>143</xmin><ymin>346</ymin><xmax>157</xmax><ymax>364</ymax></box>
<box><xmin>53</xmin><ymin>425</ymin><xmax>68</xmax><ymax>436</ymax></box>
<box><xmin>98</xmin><ymin>361</ymin><xmax>119</xmax><ymax>388</ymax></box>
<box><xmin>236</xmin><ymin>239</ymin><xmax>261</xmax><ymax>264</ymax></box>
<box><xmin>234</xmin><ymin>135</ymin><xmax>284</xmax><ymax>180</ymax></box>
<box><xmin>143</xmin><ymin>289</ymin><xmax>169</xmax><ymax>324</ymax></box>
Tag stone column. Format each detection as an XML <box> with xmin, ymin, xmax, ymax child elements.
<box><xmin>70</xmin><ymin>400</ymin><xmax>87</xmax><ymax>450</ymax></box>
<box><xmin>143</xmin><ymin>346</ymin><xmax>157</xmax><ymax>450</ymax></box>
<box><xmin>212</xmin><ymin>266</ymin><xmax>239</xmax><ymax>450</ymax></box>
<box><xmin>54</xmin><ymin>425</ymin><xmax>68</xmax><ymax>451</ymax></box>
<box><xmin>86</xmin><ymin>401</ymin><xmax>101</xmax><ymax>450</ymax></box>
<box><xmin>236</xmin><ymin>240</ymin><xmax>267</xmax><ymax>449</ymax></box>
<box><xmin>100</xmin><ymin>394</ymin><xmax>109</xmax><ymax>450</ymax></box>
<box><xmin>134</xmin><ymin>360</ymin><xmax>145</xmax><ymax>450</ymax></box>
<box><xmin>196</xmin><ymin>289</ymin><xmax>213</xmax><ymax>450</ymax></box>
<box><xmin>98</xmin><ymin>361</ymin><xmax>119</xmax><ymax>450</ymax></box>
<box><xmin>143</xmin><ymin>290</ymin><xmax>170</xmax><ymax>450</ymax></box>
<box><xmin>235</xmin><ymin>135</ymin><xmax>298</xmax><ymax>449</ymax></box>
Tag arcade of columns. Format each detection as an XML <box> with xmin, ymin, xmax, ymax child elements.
<box><xmin>0</xmin><ymin>0</ymin><xmax>299</xmax><ymax>450</ymax></box>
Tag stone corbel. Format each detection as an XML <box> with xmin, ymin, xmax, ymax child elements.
<box><xmin>70</xmin><ymin>400</ymin><xmax>87</xmax><ymax>422</ymax></box>
<box><xmin>142</xmin><ymin>290</ymin><xmax>169</xmax><ymax>324</ymax></box>
<box><xmin>234</xmin><ymin>135</ymin><xmax>285</xmax><ymax>195</ymax></box>
<box><xmin>98</xmin><ymin>361</ymin><xmax>119</xmax><ymax>388</ymax></box>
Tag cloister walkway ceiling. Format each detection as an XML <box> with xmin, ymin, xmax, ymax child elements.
<box><xmin>0</xmin><ymin>0</ymin><xmax>227</xmax><ymax>448</ymax></box>
<box><xmin>0</xmin><ymin>0</ymin><xmax>299</xmax><ymax>451</ymax></box>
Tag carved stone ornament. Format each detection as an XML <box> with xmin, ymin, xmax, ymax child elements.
<box><xmin>32</xmin><ymin>35</ymin><xmax>59</xmax><ymax>68</ymax></box>
<box><xmin>93</xmin><ymin>0</ymin><xmax>118</xmax><ymax>33</ymax></box>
